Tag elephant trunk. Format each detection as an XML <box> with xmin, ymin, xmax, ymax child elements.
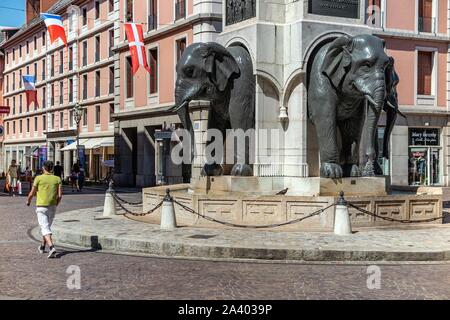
<box><xmin>175</xmin><ymin>95</ymin><xmax>195</xmax><ymax>161</ymax></box>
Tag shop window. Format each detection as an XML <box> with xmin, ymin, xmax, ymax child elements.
<box><xmin>408</xmin><ymin>128</ymin><xmax>441</xmax><ymax>186</ymax></box>
<box><xmin>417</xmin><ymin>51</ymin><xmax>433</xmax><ymax>96</ymax></box>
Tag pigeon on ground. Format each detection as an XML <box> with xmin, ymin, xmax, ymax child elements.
<box><xmin>276</xmin><ymin>188</ymin><xmax>289</xmax><ymax>195</ymax></box>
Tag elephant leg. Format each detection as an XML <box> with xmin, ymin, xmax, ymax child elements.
<box><xmin>201</xmin><ymin>110</ymin><xmax>229</xmax><ymax>177</ymax></box>
<box><xmin>229</xmin><ymin>100</ymin><xmax>255</xmax><ymax>177</ymax></box>
<box><xmin>338</xmin><ymin>116</ymin><xmax>363</xmax><ymax>177</ymax></box>
<box><xmin>313</xmin><ymin>108</ymin><xmax>342</xmax><ymax>179</ymax></box>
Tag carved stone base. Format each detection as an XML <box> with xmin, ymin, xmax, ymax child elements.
<box><xmin>190</xmin><ymin>176</ymin><xmax>389</xmax><ymax>197</ymax></box>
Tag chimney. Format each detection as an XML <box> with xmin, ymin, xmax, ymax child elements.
<box><xmin>26</xmin><ymin>0</ymin><xmax>59</xmax><ymax>25</ymax></box>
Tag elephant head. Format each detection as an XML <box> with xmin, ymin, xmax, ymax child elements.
<box><xmin>174</xmin><ymin>42</ymin><xmax>240</xmax><ymax>160</ymax></box>
<box><xmin>321</xmin><ymin>34</ymin><xmax>390</xmax><ymax>112</ymax></box>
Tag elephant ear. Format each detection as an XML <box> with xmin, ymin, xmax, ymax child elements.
<box><xmin>204</xmin><ymin>43</ymin><xmax>240</xmax><ymax>92</ymax></box>
<box><xmin>321</xmin><ymin>35</ymin><xmax>354</xmax><ymax>89</ymax></box>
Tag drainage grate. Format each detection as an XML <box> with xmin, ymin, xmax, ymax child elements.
<box><xmin>188</xmin><ymin>234</ymin><xmax>217</xmax><ymax>239</ymax></box>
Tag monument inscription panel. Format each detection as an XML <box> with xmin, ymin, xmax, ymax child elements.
<box><xmin>308</xmin><ymin>0</ymin><xmax>360</xmax><ymax>19</ymax></box>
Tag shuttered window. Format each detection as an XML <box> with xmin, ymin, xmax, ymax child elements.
<box><xmin>149</xmin><ymin>48</ymin><xmax>158</xmax><ymax>94</ymax></box>
<box><xmin>417</xmin><ymin>51</ymin><xmax>433</xmax><ymax>96</ymax></box>
<box><xmin>126</xmin><ymin>56</ymin><xmax>133</xmax><ymax>98</ymax></box>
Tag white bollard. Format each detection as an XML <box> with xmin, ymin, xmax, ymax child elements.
<box><xmin>103</xmin><ymin>181</ymin><xmax>117</xmax><ymax>216</ymax></box>
<box><xmin>334</xmin><ymin>191</ymin><xmax>352</xmax><ymax>235</ymax></box>
<box><xmin>160</xmin><ymin>189</ymin><xmax>177</xmax><ymax>231</ymax></box>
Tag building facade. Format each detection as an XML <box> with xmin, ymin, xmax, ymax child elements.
<box><xmin>1</xmin><ymin>0</ymin><xmax>115</xmax><ymax>180</ymax></box>
<box><xmin>113</xmin><ymin>0</ymin><xmax>222</xmax><ymax>187</ymax></box>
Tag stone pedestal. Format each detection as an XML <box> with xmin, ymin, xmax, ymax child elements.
<box><xmin>190</xmin><ymin>176</ymin><xmax>389</xmax><ymax>197</ymax></box>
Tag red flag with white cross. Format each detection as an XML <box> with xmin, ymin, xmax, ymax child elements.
<box><xmin>124</xmin><ymin>23</ymin><xmax>151</xmax><ymax>75</ymax></box>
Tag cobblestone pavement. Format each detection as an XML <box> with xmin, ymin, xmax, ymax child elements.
<box><xmin>1</xmin><ymin>186</ymin><xmax>450</xmax><ymax>299</ymax></box>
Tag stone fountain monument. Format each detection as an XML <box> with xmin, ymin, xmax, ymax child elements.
<box><xmin>140</xmin><ymin>1</ymin><xmax>442</xmax><ymax>231</ymax></box>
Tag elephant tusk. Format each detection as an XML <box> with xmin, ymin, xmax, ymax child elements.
<box><xmin>170</xmin><ymin>101</ymin><xmax>189</xmax><ymax>113</ymax></box>
<box><xmin>365</xmin><ymin>95</ymin><xmax>378</xmax><ymax>107</ymax></box>
<box><xmin>387</xmin><ymin>101</ymin><xmax>407</xmax><ymax>118</ymax></box>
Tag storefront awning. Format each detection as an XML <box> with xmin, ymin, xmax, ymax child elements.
<box><xmin>60</xmin><ymin>137</ymin><xmax>114</xmax><ymax>151</ymax></box>
<box><xmin>60</xmin><ymin>139</ymin><xmax>89</xmax><ymax>151</ymax></box>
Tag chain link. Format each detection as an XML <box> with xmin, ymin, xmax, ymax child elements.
<box><xmin>348</xmin><ymin>203</ymin><xmax>446</xmax><ymax>223</ymax></box>
<box><xmin>112</xmin><ymin>192</ymin><xmax>163</xmax><ymax>216</ymax></box>
<box><xmin>112</xmin><ymin>192</ymin><xmax>143</xmax><ymax>206</ymax></box>
<box><xmin>173</xmin><ymin>199</ymin><xmax>335</xmax><ymax>229</ymax></box>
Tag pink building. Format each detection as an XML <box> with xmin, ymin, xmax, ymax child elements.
<box><xmin>1</xmin><ymin>0</ymin><xmax>115</xmax><ymax>180</ymax></box>
<box><xmin>113</xmin><ymin>0</ymin><xmax>222</xmax><ymax>187</ymax></box>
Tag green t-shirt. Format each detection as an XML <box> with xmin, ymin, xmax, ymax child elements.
<box><xmin>33</xmin><ymin>173</ymin><xmax>62</xmax><ymax>206</ymax></box>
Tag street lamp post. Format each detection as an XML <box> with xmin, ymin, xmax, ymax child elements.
<box><xmin>73</xmin><ymin>103</ymin><xmax>83</xmax><ymax>163</ymax></box>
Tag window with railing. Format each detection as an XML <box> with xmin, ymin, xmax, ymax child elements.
<box><xmin>69</xmin><ymin>47</ymin><xmax>73</xmax><ymax>70</ymax></box>
<box><xmin>95</xmin><ymin>71</ymin><xmax>101</xmax><ymax>97</ymax></box>
<box><xmin>95</xmin><ymin>36</ymin><xmax>100</xmax><ymax>62</ymax></box>
<box><xmin>148</xmin><ymin>0</ymin><xmax>157</xmax><ymax>31</ymax></box>
<box><xmin>83</xmin><ymin>75</ymin><xmax>88</xmax><ymax>100</ymax></box>
<box><xmin>175</xmin><ymin>0</ymin><xmax>186</xmax><ymax>21</ymax></box>
<box><xmin>418</xmin><ymin>0</ymin><xmax>435</xmax><ymax>33</ymax></box>
<box><xmin>60</xmin><ymin>81</ymin><xmax>64</xmax><ymax>105</ymax></box>
<box><xmin>69</xmin><ymin>79</ymin><xmax>74</xmax><ymax>102</ymax></box>
<box><xmin>109</xmin><ymin>29</ymin><xmax>114</xmax><ymax>57</ymax></box>
<box><xmin>109</xmin><ymin>67</ymin><xmax>114</xmax><ymax>94</ymax></box>
<box><xmin>59</xmin><ymin>51</ymin><xmax>64</xmax><ymax>73</ymax></box>
<box><xmin>83</xmin><ymin>41</ymin><xmax>88</xmax><ymax>66</ymax></box>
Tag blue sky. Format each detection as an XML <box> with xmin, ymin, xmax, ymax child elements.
<box><xmin>0</xmin><ymin>0</ymin><xmax>25</xmax><ymax>28</ymax></box>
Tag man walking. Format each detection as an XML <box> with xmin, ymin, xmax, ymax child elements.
<box><xmin>53</xmin><ymin>161</ymin><xmax>64</xmax><ymax>181</ymax></box>
<box><xmin>26</xmin><ymin>161</ymin><xmax>63</xmax><ymax>258</ymax></box>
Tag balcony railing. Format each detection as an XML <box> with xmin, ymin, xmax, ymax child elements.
<box><xmin>226</xmin><ymin>0</ymin><xmax>256</xmax><ymax>26</ymax></box>
<box><xmin>419</xmin><ymin>16</ymin><xmax>436</xmax><ymax>33</ymax></box>
<box><xmin>175</xmin><ymin>0</ymin><xmax>186</xmax><ymax>21</ymax></box>
<box><xmin>148</xmin><ymin>14</ymin><xmax>157</xmax><ymax>31</ymax></box>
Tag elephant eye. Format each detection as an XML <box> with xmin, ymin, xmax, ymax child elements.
<box><xmin>184</xmin><ymin>67</ymin><xmax>194</xmax><ymax>77</ymax></box>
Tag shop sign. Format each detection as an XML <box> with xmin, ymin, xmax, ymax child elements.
<box><xmin>308</xmin><ymin>0</ymin><xmax>360</xmax><ymax>19</ymax></box>
<box><xmin>409</xmin><ymin>128</ymin><xmax>440</xmax><ymax>146</ymax></box>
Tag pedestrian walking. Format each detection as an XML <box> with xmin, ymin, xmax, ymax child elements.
<box><xmin>25</xmin><ymin>167</ymin><xmax>33</xmax><ymax>190</ymax></box>
<box><xmin>26</xmin><ymin>161</ymin><xmax>63</xmax><ymax>258</ymax></box>
<box><xmin>70</xmin><ymin>163</ymin><xmax>80</xmax><ymax>192</ymax></box>
<box><xmin>53</xmin><ymin>161</ymin><xmax>64</xmax><ymax>181</ymax></box>
<box><xmin>78</xmin><ymin>166</ymin><xmax>85</xmax><ymax>192</ymax></box>
<box><xmin>7</xmin><ymin>160</ymin><xmax>19</xmax><ymax>197</ymax></box>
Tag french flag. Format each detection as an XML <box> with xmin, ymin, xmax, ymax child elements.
<box><xmin>41</xmin><ymin>13</ymin><xmax>67</xmax><ymax>46</ymax></box>
<box><xmin>23</xmin><ymin>75</ymin><xmax>38</xmax><ymax>108</ymax></box>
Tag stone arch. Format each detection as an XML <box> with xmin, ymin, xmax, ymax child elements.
<box><xmin>224</xmin><ymin>36</ymin><xmax>256</xmax><ymax>71</ymax></box>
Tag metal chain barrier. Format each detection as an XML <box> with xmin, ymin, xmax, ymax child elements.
<box><xmin>111</xmin><ymin>192</ymin><xmax>163</xmax><ymax>217</ymax></box>
<box><xmin>173</xmin><ymin>199</ymin><xmax>335</xmax><ymax>229</ymax></box>
<box><xmin>112</xmin><ymin>192</ymin><xmax>143</xmax><ymax>206</ymax></box>
<box><xmin>348</xmin><ymin>202</ymin><xmax>447</xmax><ymax>224</ymax></box>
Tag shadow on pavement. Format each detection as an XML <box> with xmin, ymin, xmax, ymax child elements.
<box><xmin>56</xmin><ymin>235</ymin><xmax>102</xmax><ymax>258</ymax></box>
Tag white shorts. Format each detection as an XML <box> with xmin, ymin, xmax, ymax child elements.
<box><xmin>36</xmin><ymin>206</ymin><xmax>57</xmax><ymax>236</ymax></box>
<box><xmin>8</xmin><ymin>177</ymin><xmax>17</xmax><ymax>188</ymax></box>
